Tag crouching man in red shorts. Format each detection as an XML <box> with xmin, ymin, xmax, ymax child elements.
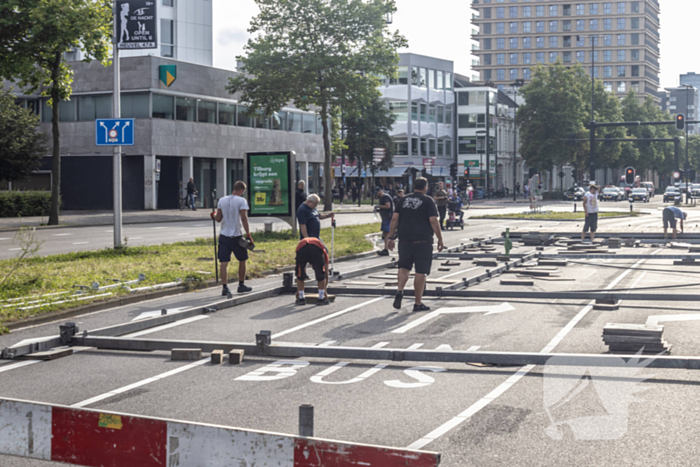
<box><xmin>295</xmin><ymin>237</ymin><xmax>330</xmax><ymax>306</ymax></box>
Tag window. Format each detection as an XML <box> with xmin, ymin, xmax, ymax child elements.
<box><xmin>496</xmin><ymin>22</ymin><xmax>505</xmax><ymax>33</ymax></box>
<box><xmin>152</xmin><ymin>94</ymin><xmax>174</xmax><ymax>119</ymax></box>
<box><xmin>161</xmin><ymin>19</ymin><xmax>174</xmax><ymax>57</ymax></box>
<box><xmin>237</xmin><ymin>105</ymin><xmax>251</xmax><ymax>127</ymax></box>
<box><xmin>536</xmin><ymin>5</ymin><xmax>544</xmax><ymax>17</ymax></box>
<box><xmin>603</xmin><ymin>2</ymin><xmax>612</xmax><ymax>14</ymax></box>
<box><xmin>437</xmin><ymin>139</ymin><xmax>444</xmax><ymax>157</ymax></box>
<box><xmin>592</xmin><ymin>50</ymin><xmax>599</xmax><ymax>62</ymax></box>
<box><xmin>122</xmin><ymin>93</ymin><xmax>149</xmax><ymax>118</ymax></box>
<box><xmin>484</xmin><ymin>69</ymin><xmax>492</xmax><ymax>80</ymax></box>
<box><xmin>420</xmin><ymin>138</ymin><xmax>427</xmax><ymax>156</ymax></box>
<box><xmin>523</xmin><ymin>52</ymin><xmax>532</xmax><ymax>63</ymax></box>
<box><xmin>497</xmin><ymin>69</ymin><xmax>505</xmax><ymax>80</ymax></box>
<box><xmin>576</xmin><ymin>4</ymin><xmax>584</xmax><ymax>15</ymax></box>
<box><xmin>592</xmin><ymin>66</ymin><xmax>599</xmax><ymax>78</ymax></box>
<box><xmin>631</xmin><ymin>2</ymin><xmax>640</xmax><ymax>13</ymax></box>
<box><xmin>549</xmin><ymin>52</ymin><xmax>558</xmax><ymax>63</ymax></box>
<box><xmin>590</xmin><ymin>3</ymin><xmax>599</xmax><ymax>14</ymax></box>
<box><xmin>175</xmin><ymin>97</ymin><xmax>196</xmax><ymax>121</ymax></box>
<box><xmin>510</xmin><ymin>22</ymin><xmax>518</xmax><ymax>33</ymax></box>
<box><xmin>510</xmin><ymin>53</ymin><xmax>518</xmax><ymax>64</ymax></box>
<box><xmin>549</xmin><ymin>5</ymin><xmax>557</xmax><ymax>16</ymax></box>
<box><xmin>510</xmin><ymin>37</ymin><xmax>518</xmax><ymax>49</ymax></box>
<box><xmin>604</xmin><ymin>66</ymin><xmax>612</xmax><ymax>77</ymax></box>
<box><xmin>286</xmin><ymin>112</ymin><xmax>302</xmax><ymax>132</ymax></box>
<box><xmin>523</xmin><ymin>21</ymin><xmax>531</xmax><ymax>32</ymax></box>
<box><xmin>590</xmin><ymin>19</ymin><xmax>598</xmax><ymax>30</ymax></box>
<box><xmin>617</xmin><ymin>2</ymin><xmax>626</xmax><ymax>13</ymax></box>
<box><xmin>576</xmin><ymin>51</ymin><xmax>585</xmax><ymax>62</ymax></box>
<box><xmin>631</xmin><ymin>49</ymin><xmax>639</xmax><ymax>60</ymax></box>
<box><xmin>429</xmin><ymin>139</ymin><xmax>436</xmax><ymax>157</ymax></box>
<box><xmin>411</xmin><ymin>137</ymin><xmax>418</xmax><ymax>155</ymax></box>
<box><xmin>617</xmin><ymin>81</ymin><xmax>626</xmax><ymax>93</ymax></box>
<box><xmin>631</xmin><ymin>33</ymin><xmax>639</xmax><ymax>45</ymax></box>
<box><xmin>576</xmin><ymin>19</ymin><xmax>584</xmax><ymax>31</ymax></box>
<box><xmin>427</xmin><ymin>69</ymin><xmax>433</xmax><ymax>89</ymax></box>
<box><xmin>218</xmin><ymin>103</ymin><xmax>235</xmax><ymax>125</ymax></box>
<box><xmin>631</xmin><ymin>65</ymin><xmax>639</xmax><ymax>76</ymax></box>
<box><xmin>497</xmin><ymin>53</ymin><xmax>505</xmax><ymax>64</ymax></box>
<box><xmin>445</xmin><ymin>105</ymin><xmax>452</xmax><ymax>123</ymax></box>
<box><xmin>604</xmin><ymin>81</ymin><xmax>613</xmax><ymax>92</ymax></box>
<box><xmin>483</xmin><ymin>23</ymin><xmax>492</xmax><ymax>34</ymax></box>
<box><xmin>437</xmin><ymin>105</ymin><xmax>444</xmax><ymax>123</ymax></box>
<box><xmin>419</xmin><ymin>68</ymin><xmax>427</xmax><ymax>86</ymax></box>
<box><xmin>549</xmin><ymin>36</ymin><xmax>557</xmax><ymax>47</ymax></box>
<box><xmin>163</xmin><ymin>0</ymin><xmax>173</xmax><ymax>5</ymax></box>
<box><xmin>392</xmin><ymin>66</ymin><xmax>409</xmax><ymax>85</ymax></box>
<box><xmin>563</xmin><ymin>51</ymin><xmax>572</xmax><ymax>63</ymax></box>
<box><xmin>429</xmin><ymin>104</ymin><xmax>436</xmax><ymax>123</ymax></box>
<box><xmin>446</xmin><ymin>139</ymin><xmax>452</xmax><ymax>157</ymax></box>
<box><xmin>197</xmin><ymin>100</ymin><xmax>216</xmax><ymax>123</ymax></box>
<box><xmin>549</xmin><ymin>20</ymin><xmax>557</xmax><ymax>32</ymax></box>
<box><xmin>496</xmin><ymin>7</ymin><xmax>505</xmax><ymax>18</ymax></box>
<box><xmin>603</xmin><ymin>18</ymin><xmax>612</xmax><ymax>30</ymax></box>
<box><xmin>394</xmin><ymin>139</ymin><xmax>408</xmax><ymax>156</ymax></box>
<box><xmin>523</xmin><ymin>68</ymin><xmax>531</xmax><ymax>79</ymax></box>
<box><xmin>631</xmin><ymin>17</ymin><xmax>639</xmax><ymax>29</ymax></box>
<box><xmin>420</xmin><ymin>103</ymin><xmax>427</xmax><ymax>122</ymax></box>
<box><xmin>536</xmin><ymin>36</ymin><xmax>544</xmax><ymax>48</ymax></box>
<box><xmin>604</xmin><ymin>50</ymin><xmax>612</xmax><ymax>62</ymax></box>
<box><xmin>437</xmin><ymin>70</ymin><xmax>444</xmax><ymax>90</ymax></box>
<box><xmin>389</xmin><ymin>102</ymin><xmax>408</xmax><ymax>121</ymax></box>
<box><xmin>484</xmin><ymin>54</ymin><xmax>492</xmax><ymax>65</ymax></box>
<box><xmin>484</xmin><ymin>7</ymin><xmax>492</xmax><ymax>18</ymax></box>
<box><xmin>617</xmin><ymin>18</ymin><xmax>625</xmax><ymax>29</ymax></box>
<box><xmin>523</xmin><ymin>6</ymin><xmax>531</xmax><ymax>17</ymax></box>
<box><xmin>536</xmin><ymin>21</ymin><xmax>544</xmax><ymax>32</ymax></box>
<box><xmin>617</xmin><ymin>34</ymin><xmax>626</xmax><ymax>45</ymax></box>
<box><xmin>271</xmin><ymin>111</ymin><xmax>286</xmax><ymax>130</ymax></box>
<box><xmin>563</xmin><ymin>20</ymin><xmax>571</xmax><ymax>31</ymax></box>
<box><xmin>458</xmin><ymin>92</ymin><xmax>469</xmax><ymax>106</ymax></box>
<box><xmin>302</xmin><ymin>114</ymin><xmax>316</xmax><ymax>133</ymax></box>
<box><xmin>510</xmin><ymin>68</ymin><xmax>518</xmax><ymax>79</ymax></box>
<box><xmin>77</xmin><ymin>95</ymin><xmax>111</xmax><ymax>121</ymax></box>
<box><xmin>631</xmin><ymin>81</ymin><xmax>640</xmax><ymax>92</ymax></box>
<box><xmin>617</xmin><ymin>50</ymin><xmax>626</xmax><ymax>61</ymax></box>
<box><xmin>497</xmin><ymin>38</ymin><xmax>505</xmax><ymax>49</ymax></box>
<box><xmin>510</xmin><ymin>6</ymin><xmax>518</xmax><ymax>17</ymax></box>
<box><xmin>459</xmin><ymin>137</ymin><xmax>476</xmax><ymax>154</ymax></box>
<box><xmin>617</xmin><ymin>65</ymin><xmax>626</xmax><ymax>77</ymax></box>
<box><xmin>523</xmin><ymin>37</ymin><xmax>532</xmax><ymax>48</ymax></box>
<box><xmin>577</xmin><ymin>35</ymin><xmax>585</xmax><ymax>46</ymax></box>
<box><xmin>536</xmin><ymin>52</ymin><xmax>545</xmax><ymax>63</ymax></box>
<box><xmin>411</xmin><ymin>102</ymin><xmax>418</xmax><ymax>120</ymax></box>
<box><xmin>563</xmin><ymin>4</ymin><xmax>571</xmax><ymax>16</ymax></box>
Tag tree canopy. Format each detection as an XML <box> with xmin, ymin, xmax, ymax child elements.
<box><xmin>0</xmin><ymin>90</ymin><xmax>47</xmax><ymax>183</ymax></box>
<box><xmin>227</xmin><ymin>0</ymin><xmax>407</xmax><ymax>210</ymax></box>
<box><xmin>344</xmin><ymin>94</ymin><xmax>396</xmax><ymax>172</ymax></box>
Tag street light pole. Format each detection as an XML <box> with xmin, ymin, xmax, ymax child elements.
<box><xmin>510</xmin><ymin>80</ymin><xmax>523</xmax><ymax>202</ymax></box>
<box><xmin>683</xmin><ymin>84</ymin><xmax>692</xmax><ymax>203</ymax></box>
<box><xmin>589</xmin><ymin>35</ymin><xmax>596</xmax><ymax>184</ymax></box>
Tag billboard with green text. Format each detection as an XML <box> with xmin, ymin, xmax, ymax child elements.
<box><xmin>246</xmin><ymin>152</ymin><xmax>293</xmax><ymax>217</ymax></box>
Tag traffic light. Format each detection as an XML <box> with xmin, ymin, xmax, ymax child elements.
<box><xmin>625</xmin><ymin>167</ymin><xmax>635</xmax><ymax>185</ymax></box>
<box><xmin>464</xmin><ymin>167</ymin><xmax>470</xmax><ymax>177</ymax></box>
<box><xmin>676</xmin><ymin>114</ymin><xmax>685</xmax><ymax>131</ymax></box>
<box><xmin>450</xmin><ymin>162</ymin><xmax>457</xmax><ymax>177</ymax></box>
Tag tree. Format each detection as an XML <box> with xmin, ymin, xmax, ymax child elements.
<box><xmin>0</xmin><ymin>90</ymin><xmax>47</xmax><ymax>183</ymax></box>
<box><xmin>227</xmin><ymin>0</ymin><xmax>407</xmax><ymax>211</ymax></box>
<box><xmin>0</xmin><ymin>0</ymin><xmax>112</xmax><ymax>224</ymax></box>
<box><xmin>344</xmin><ymin>94</ymin><xmax>396</xmax><ymax>175</ymax></box>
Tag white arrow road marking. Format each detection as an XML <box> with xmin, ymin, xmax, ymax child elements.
<box><xmin>392</xmin><ymin>302</ymin><xmax>515</xmax><ymax>334</ymax></box>
<box><xmin>646</xmin><ymin>314</ymin><xmax>700</xmax><ymax>326</ymax></box>
<box><xmin>132</xmin><ymin>307</ymin><xmax>188</xmax><ymax>321</ymax></box>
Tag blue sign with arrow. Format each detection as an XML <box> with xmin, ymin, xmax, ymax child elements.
<box><xmin>95</xmin><ymin>118</ymin><xmax>135</xmax><ymax>146</ymax></box>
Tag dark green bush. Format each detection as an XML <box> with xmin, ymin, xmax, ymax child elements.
<box><xmin>0</xmin><ymin>191</ymin><xmax>54</xmax><ymax>217</ymax></box>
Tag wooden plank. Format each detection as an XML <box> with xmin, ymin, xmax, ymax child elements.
<box><xmin>304</xmin><ymin>294</ymin><xmax>337</xmax><ymax>304</ymax></box>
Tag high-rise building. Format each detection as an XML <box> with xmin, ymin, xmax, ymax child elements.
<box><xmin>470</xmin><ymin>0</ymin><xmax>661</xmax><ymax>103</ymax></box>
<box><xmin>664</xmin><ymin>86</ymin><xmax>700</xmax><ymax>135</ymax></box>
<box><xmin>71</xmin><ymin>0</ymin><xmax>213</xmax><ymax>66</ymax></box>
<box><xmin>680</xmin><ymin>72</ymin><xmax>700</xmax><ymax>91</ymax></box>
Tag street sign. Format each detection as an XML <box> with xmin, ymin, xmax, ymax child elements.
<box><xmin>155</xmin><ymin>158</ymin><xmax>161</xmax><ymax>173</ymax></box>
<box><xmin>247</xmin><ymin>152</ymin><xmax>293</xmax><ymax>218</ymax></box>
<box><xmin>341</xmin><ymin>164</ymin><xmax>346</xmax><ymax>174</ymax></box>
<box><xmin>117</xmin><ymin>0</ymin><xmax>158</xmax><ymax>49</ymax></box>
<box><xmin>96</xmin><ymin>119</ymin><xmax>135</xmax><ymax>146</ymax></box>
<box><xmin>674</xmin><ymin>171</ymin><xmax>681</xmax><ymax>180</ymax></box>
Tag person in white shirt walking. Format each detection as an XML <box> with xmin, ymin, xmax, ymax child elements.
<box><xmin>211</xmin><ymin>181</ymin><xmax>254</xmax><ymax>296</ymax></box>
<box><xmin>581</xmin><ymin>184</ymin><xmax>600</xmax><ymax>242</ymax></box>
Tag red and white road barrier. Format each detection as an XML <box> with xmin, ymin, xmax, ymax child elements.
<box><xmin>0</xmin><ymin>397</ymin><xmax>440</xmax><ymax>466</ymax></box>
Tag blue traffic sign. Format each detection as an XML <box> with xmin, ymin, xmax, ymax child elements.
<box><xmin>96</xmin><ymin>118</ymin><xmax>135</xmax><ymax>146</ymax></box>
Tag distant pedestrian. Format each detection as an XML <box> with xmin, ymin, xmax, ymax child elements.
<box><xmin>186</xmin><ymin>177</ymin><xmax>197</xmax><ymax>210</ymax></box>
<box><xmin>387</xmin><ymin>177</ymin><xmax>444</xmax><ymax>312</ymax></box>
<box><xmin>582</xmin><ymin>184</ymin><xmax>599</xmax><ymax>242</ymax></box>
<box><xmin>295</xmin><ymin>237</ymin><xmax>330</xmax><ymax>306</ymax></box>
<box><xmin>338</xmin><ymin>182</ymin><xmax>345</xmax><ymax>205</ymax></box>
<box><xmin>393</xmin><ymin>189</ymin><xmax>405</xmax><ymax>207</ymax></box>
<box><xmin>663</xmin><ymin>206</ymin><xmax>687</xmax><ymax>240</ymax></box>
<box><xmin>376</xmin><ymin>187</ymin><xmax>394</xmax><ymax>256</ymax></box>
<box><xmin>295</xmin><ymin>180</ymin><xmax>307</xmax><ymax>213</ymax></box>
<box><xmin>351</xmin><ymin>182</ymin><xmax>358</xmax><ymax>203</ymax></box>
<box><xmin>297</xmin><ymin>194</ymin><xmax>334</xmax><ymax>240</ymax></box>
<box><xmin>434</xmin><ymin>182</ymin><xmax>448</xmax><ymax>230</ymax></box>
<box><xmin>515</xmin><ymin>182</ymin><xmax>521</xmax><ymax>198</ymax></box>
<box><xmin>211</xmin><ymin>181</ymin><xmax>253</xmax><ymax>296</ymax></box>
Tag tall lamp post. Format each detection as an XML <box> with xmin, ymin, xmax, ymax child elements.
<box><xmin>578</xmin><ymin>34</ymin><xmax>601</xmax><ymax>183</ymax></box>
<box><xmin>682</xmin><ymin>84</ymin><xmax>693</xmax><ymax>203</ymax></box>
<box><xmin>476</xmin><ymin>130</ymin><xmax>487</xmax><ymax>193</ymax></box>
<box><xmin>510</xmin><ymin>80</ymin><xmax>524</xmax><ymax>202</ymax></box>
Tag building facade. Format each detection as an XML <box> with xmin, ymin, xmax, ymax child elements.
<box><xmin>663</xmin><ymin>86</ymin><xmax>700</xmax><ymax>135</ymax></box>
<box><xmin>9</xmin><ymin>56</ymin><xmax>325</xmax><ymax>210</ymax></box>
<box><xmin>470</xmin><ymin>0</ymin><xmax>662</xmax><ymax>103</ymax></box>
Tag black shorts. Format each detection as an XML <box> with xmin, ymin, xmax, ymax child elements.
<box><xmin>218</xmin><ymin>235</ymin><xmax>249</xmax><ymax>263</ymax></box>
<box><xmin>398</xmin><ymin>241</ymin><xmax>433</xmax><ymax>275</ymax></box>
<box><xmin>583</xmin><ymin>213</ymin><xmax>598</xmax><ymax>233</ymax></box>
<box><xmin>663</xmin><ymin>208</ymin><xmax>678</xmax><ymax>230</ymax></box>
<box><xmin>296</xmin><ymin>244</ymin><xmax>327</xmax><ymax>282</ymax></box>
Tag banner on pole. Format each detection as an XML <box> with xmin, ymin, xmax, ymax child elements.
<box><xmin>247</xmin><ymin>152</ymin><xmax>293</xmax><ymax>217</ymax></box>
<box><xmin>117</xmin><ymin>0</ymin><xmax>158</xmax><ymax>49</ymax></box>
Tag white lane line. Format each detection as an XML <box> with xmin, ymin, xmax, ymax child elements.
<box><xmin>439</xmin><ymin>266</ymin><xmax>480</xmax><ymax>280</ymax></box>
<box><xmin>406</xmin><ymin>256</ymin><xmax>652</xmax><ymax>451</ymax></box>
<box><xmin>318</xmin><ymin>340</ymin><xmax>337</xmax><ymax>347</ymax></box>
<box><xmin>130</xmin><ymin>237</ymin><xmax>143</xmax><ymax>240</ymax></box>
<box><xmin>466</xmin><ymin>345</ymin><xmax>481</xmax><ymax>352</ymax></box>
<box><xmin>151</xmin><ymin>227</ymin><xmax>167</xmax><ymax>230</ymax></box>
<box><xmin>176</xmin><ymin>233</ymin><xmax>191</xmax><ymax>236</ymax></box>
<box><xmin>52</xmin><ymin>233</ymin><xmax>72</xmax><ymax>237</ymax></box>
<box><xmin>122</xmin><ymin>315</ymin><xmax>209</xmax><ymax>338</ymax></box>
<box><xmin>71</xmin><ymin>358</ymin><xmax>210</xmax><ymax>408</ymax></box>
<box><xmin>105</xmin><ymin>230</ymin><xmax>113</xmax><ymax>233</ymax></box>
<box><xmin>371</xmin><ymin>342</ymin><xmax>390</xmax><ymax>348</ymax></box>
<box><xmin>407</xmin><ymin>343</ymin><xmax>424</xmax><ymax>350</ymax></box>
<box><xmin>271</xmin><ymin>296</ymin><xmax>387</xmax><ymax>339</ymax></box>
<box><xmin>8</xmin><ymin>248</ymin><xmax>21</xmax><ymax>251</ymax></box>
<box><xmin>0</xmin><ymin>360</ymin><xmax>41</xmax><ymax>373</ymax></box>
<box><xmin>0</xmin><ymin>238</ymin><xmax>10</xmax><ymax>241</ymax></box>
<box><xmin>72</xmin><ymin>242</ymin><xmax>89</xmax><ymax>245</ymax></box>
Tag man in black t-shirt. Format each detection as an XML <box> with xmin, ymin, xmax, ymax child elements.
<box><xmin>387</xmin><ymin>177</ymin><xmax>444</xmax><ymax>312</ymax></box>
<box><xmin>376</xmin><ymin>187</ymin><xmax>394</xmax><ymax>256</ymax></box>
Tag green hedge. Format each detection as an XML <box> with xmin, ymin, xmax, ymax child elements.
<box><xmin>0</xmin><ymin>191</ymin><xmax>54</xmax><ymax>218</ymax></box>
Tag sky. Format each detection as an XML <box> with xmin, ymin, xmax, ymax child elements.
<box><xmin>212</xmin><ymin>0</ymin><xmax>698</xmax><ymax>90</ymax></box>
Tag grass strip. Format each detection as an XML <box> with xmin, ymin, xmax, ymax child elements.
<box><xmin>0</xmin><ymin>223</ymin><xmax>379</xmax><ymax>324</ymax></box>
<box><xmin>471</xmin><ymin>211</ymin><xmax>642</xmax><ymax>220</ymax></box>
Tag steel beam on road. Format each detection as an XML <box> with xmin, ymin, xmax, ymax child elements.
<box><xmin>435</xmin><ymin>253</ymin><xmax>529</xmax><ymax>259</ymax></box>
<box><xmin>68</xmin><ymin>335</ymin><xmax>700</xmax><ymax>370</ymax></box>
<box><xmin>544</xmin><ymin>254</ymin><xmax>700</xmax><ymax>260</ymax></box>
<box><xmin>443</xmin><ymin>253</ymin><xmax>540</xmax><ymax>291</ymax></box>
<box><xmin>505</xmin><ymin>231</ymin><xmax>700</xmax><ymax>240</ymax></box>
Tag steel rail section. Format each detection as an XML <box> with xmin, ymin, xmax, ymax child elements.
<box><xmin>505</xmin><ymin>231</ymin><xmax>700</xmax><ymax>240</ymax></box>
<box><xmin>543</xmin><ymin>254</ymin><xmax>700</xmax><ymax>260</ymax></box>
<box><xmin>69</xmin><ymin>336</ymin><xmax>700</xmax><ymax>369</ymax></box>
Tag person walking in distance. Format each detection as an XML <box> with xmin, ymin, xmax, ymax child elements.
<box><xmin>338</xmin><ymin>182</ymin><xmax>345</xmax><ymax>205</ymax></box>
<box><xmin>211</xmin><ymin>181</ymin><xmax>253</xmax><ymax>296</ymax></box>
<box><xmin>295</xmin><ymin>236</ymin><xmax>331</xmax><ymax>306</ymax></box>
<box><xmin>387</xmin><ymin>177</ymin><xmax>444</xmax><ymax>312</ymax></box>
<box><xmin>376</xmin><ymin>187</ymin><xmax>394</xmax><ymax>256</ymax></box>
<box><xmin>434</xmin><ymin>181</ymin><xmax>448</xmax><ymax>230</ymax></box>
<box><xmin>295</xmin><ymin>180</ymin><xmax>307</xmax><ymax>213</ymax></box>
<box><xmin>186</xmin><ymin>177</ymin><xmax>197</xmax><ymax>210</ymax></box>
<box><xmin>297</xmin><ymin>194</ymin><xmax>334</xmax><ymax>239</ymax></box>
<box><xmin>581</xmin><ymin>184</ymin><xmax>600</xmax><ymax>242</ymax></box>
<box><xmin>663</xmin><ymin>206</ymin><xmax>687</xmax><ymax>240</ymax></box>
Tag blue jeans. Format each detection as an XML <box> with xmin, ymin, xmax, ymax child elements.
<box><xmin>187</xmin><ymin>193</ymin><xmax>196</xmax><ymax>209</ymax></box>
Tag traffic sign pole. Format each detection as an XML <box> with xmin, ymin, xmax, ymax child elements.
<box><xmin>113</xmin><ymin>0</ymin><xmax>122</xmax><ymax>249</ymax></box>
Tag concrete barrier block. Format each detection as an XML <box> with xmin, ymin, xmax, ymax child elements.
<box><xmin>211</xmin><ymin>350</ymin><xmax>224</xmax><ymax>364</ymax></box>
<box><xmin>229</xmin><ymin>349</ymin><xmax>245</xmax><ymax>365</ymax></box>
<box><xmin>172</xmin><ymin>348</ymin><xmax>202</xmax><ymax>361</ymax></box>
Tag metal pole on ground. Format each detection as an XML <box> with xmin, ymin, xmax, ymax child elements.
<box><xmin>331</xmin><ymin>218</ymin><xmax>336</xmax><ymax>275</ymax></box>
<box><xmin>112</xmin><ymin>1</ymin><xmax>122</xmax><ymax>249</ymax></box>
<box><xmin>211</xmin><ymin>189</ymin><xmax>219</xmax><ymax>284</ymax></box>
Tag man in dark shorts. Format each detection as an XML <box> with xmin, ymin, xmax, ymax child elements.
<box><xmin>387</xmin><ymin>177</ymin><xmax>444</xmax><ymax>312</ymax></box>
<box><xmin>377</xmin><ymin>187</ymin><xmax>394</xmax><ymax>256</ymax></box>
<box><xmin>211</xmin><ymin>181</ymin><xmax>253</xmax><ymax>296</ymax></box>
<box><xmin>581</xmin><ymin>184</ymin><xmax>599</xmax><ymax>242</ymax></box>
<box><xmin>295</xmin><ymin>237</ymin><xmax>330</xmax><ymax>306</ymax></box>
<box><xmin>663</xmin><ymin>206</ymin><xmax>687</xmax><ymax>240</ymax></box>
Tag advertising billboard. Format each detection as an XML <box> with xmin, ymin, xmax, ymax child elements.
<box><xmin>246</xmin><ymin>152</ymin><xmax>293</xmax><ymax>218</ymax></box>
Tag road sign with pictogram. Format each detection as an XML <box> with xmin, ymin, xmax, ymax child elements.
<box><xmin>95</xmin><ymin>119</ymin><xmax>135</xmax><ymax>146</ymax></box>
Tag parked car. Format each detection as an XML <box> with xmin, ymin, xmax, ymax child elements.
<box><xmin>617</xmin><ymin>182</ymin><xmax>633</xmax><ymax>199</ymax></box>
<box><xmin>641</xmin><ymin>181</ymin><xmax>655</xmax><ymax>197</ymax></box>
<box><xmin>630</xmin><ymin>188</ymin><xmax>649</xmax><ymax>203</ymax></box>
<box><xmin>601</xmin><ymin>187</ymin><xmax>622</xmax><ymax>201</ymax></box>
<box><xmin>663</xmin><ymin>186</ymin><xmax>682</xmax><ymax>203</ymax></box>
<box><xmin>691</xmin><ymin>184</ymin><xmax>700</xmax><ymax>199</ymax></box>
<box><xmin>563</xmin><ymin>187</ymin><xmax>585</xmax><ymax>201</ymax></box>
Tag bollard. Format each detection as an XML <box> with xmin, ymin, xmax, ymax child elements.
<box><xmin>299</xmin><ymin>404</ymin><xmax>314</xmax><ymax>437</ymax></box>
<box><xmin>573</xmin><ymin>202</ymin><xmax>577</xmax><ymax>213</ymax></box>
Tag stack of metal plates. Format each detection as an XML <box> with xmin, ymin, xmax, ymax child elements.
<box><xmin>602</xmin><ymin>323</ymin><xmax>671</xmax><ymax>355</ymax></box>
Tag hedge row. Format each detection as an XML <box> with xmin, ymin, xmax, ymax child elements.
<box><xmin>0</xmin><ymin>191</ymin><xmax>54</xmax><ymax>218</ymax></box>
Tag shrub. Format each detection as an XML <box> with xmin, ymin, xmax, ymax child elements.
<box><xmin>0</xmin><ymin>191</ymin><xmax>54</xmax><ymax>218</ymax></box>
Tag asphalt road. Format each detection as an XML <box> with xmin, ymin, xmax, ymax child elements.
<box><xmin>4</xmin><ymin>213</ymin><xmax>700</xmax><ymax>465</ymax></box>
